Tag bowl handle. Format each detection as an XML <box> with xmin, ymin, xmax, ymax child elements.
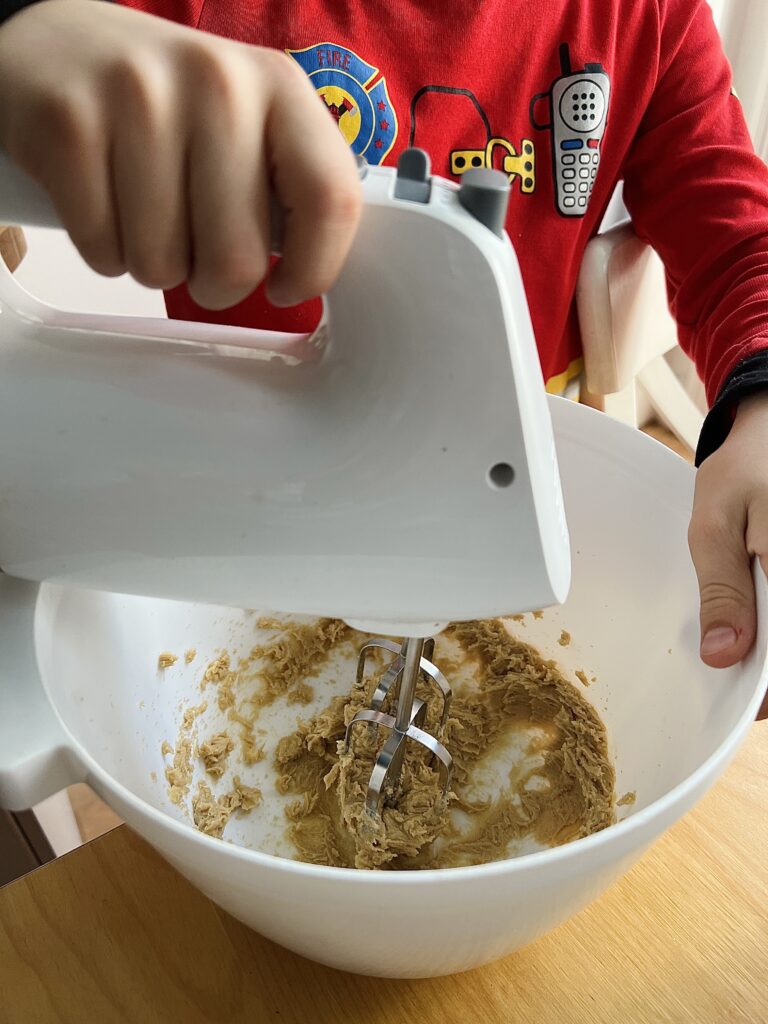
<box><xmin>0</xmin><ymin>576</ymin><xmax>83</xmax><ymax>810</ymax></box>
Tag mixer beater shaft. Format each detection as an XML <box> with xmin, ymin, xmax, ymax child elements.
<box><xmin>356</xmin><ymin>636</ymin><xmax>452</xmax><ymax>732</ymax></box>
<box><xmin>344</xmin><ymin>635</ymin><xmax>453</xmax><ymax>818</ymax></box>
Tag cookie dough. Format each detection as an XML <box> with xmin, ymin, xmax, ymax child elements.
<box><xmin>201</xmin><ymin>653</ymin><xmax>236</xmax><ymax>710</ymax></box>
<box><xmin>198</xmin><ymin>732</ymin><xmax>235</xmax><ymax>777</ymax></box>
<box><xmin>162</xmin><ymin>701</ymin><xmax>208</xmax><ymax>804</ymax></box>
<box><xmin>191</xmin><ymin>776</ymin><xmax>263</xmax><ymax>838</ymax></box>
<box><xmin>161</xmin><ymin>620</ymin><xmax>349</xmax><ymax>828</ymax></box>
<box><xmin>254</xmin><ymin>618</ymin><xmax>349</xmax><ymax>707</ymax></box>
<box><xmin>276</xmin><ymin>619</ymin><xmax>615</xmax><ymax>870</ymax></box>
<box><xmin>162</xmin><ymin>615</ymin><xmax>616</xmax><ymax>871</ymax></box>
<box><xmin>162</xmin><ymin>737</ymin><xmax>193</xmax><ymax>805</ymax></box>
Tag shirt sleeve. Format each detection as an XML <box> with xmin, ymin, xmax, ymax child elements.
<box><xmin>696</xmin><ymin>350</ymin><xmax>768</xmax><ymax>464</ymax></box>
<box><xmin>621</xmin><ymin>0</ymin><xmax>768</xmax><ymax>434</ymax></box>
<box><xmin>116</xmin><ymin>0</ymin><xmax>204</xmax><ymax>23</ymax></box>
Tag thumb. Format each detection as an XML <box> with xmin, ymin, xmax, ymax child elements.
<box><xmin>688</xmin><ymin>511</ymin><xmax>756</xmax><ymax>669</ymax></box>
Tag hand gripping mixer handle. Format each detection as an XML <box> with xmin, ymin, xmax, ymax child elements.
<box><xmin>0</xmin><ymin>145</ymin><xmax>290</xmax><ymax>254</ymax></box>
<box><xmin>0</xmin><ymin>147</ymin><xmax>370</xmax><ymax>243</ymax></box>
<box><xmin>0</xmin><ymin>146</ymin><xmax>334</xmax><ymax>365</ymax></box>
<box><xmin>0</xmin><ymin>146</ymin><xmax>288</xmax><ymax>249</ymax></box>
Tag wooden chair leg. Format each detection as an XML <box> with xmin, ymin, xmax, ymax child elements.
<box><xmin>601</xmin><ymin>384</ymin><xmax>638</xmax><ymax>427</ymax></box>
<box><xmin>580</xmin><ymin>380</ymin><xmax>639</xmax><ymax>427</ymax></box>
<box><xmin>0</xmin><ymin>224</ymin><xmax>27</xmax><ymax>272</ymax></box>
<box><xmin>32</xmin><ymin>789</ymin><xmax>83</xmax><ymax>857</ymax></box>
<box><xmin>636</xmin><ymin>355</ymin><xmax>703</xmax><ymax>452</ymax></box>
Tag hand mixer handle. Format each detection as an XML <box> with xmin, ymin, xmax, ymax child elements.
<box><xmin>0</xmin><ymin>149</ymin><xmax>57</xmax><ymax>228</ymax></box>
<box><xmin>0</xmin><ymin>147</ymin><xmax>329</xmax><ymax>361</ymax></box>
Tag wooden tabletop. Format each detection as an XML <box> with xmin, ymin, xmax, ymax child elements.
<box><xmin>1</xmin><ymin>726</ymin><xmax>766</xmax><ymax>1024</ymax></box>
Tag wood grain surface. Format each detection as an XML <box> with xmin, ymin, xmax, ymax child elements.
<box><xmin>66</xmin><ymin>784</ymin><xmax>123</xmax><ymax>845</ymax></box>
<box><xmin>1</xmin><ymin>726</ymin><xmax>766</xmax><ymax>1024</ymax></box>
<box><xmin>0</xmin><ymin>225</ymin><xmax>26</xmax><ymax>273</ymax></box>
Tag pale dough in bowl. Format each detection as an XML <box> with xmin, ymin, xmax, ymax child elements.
<box><xmin>159</xmin><ymin>616</ymin><xmax>617</xmax><ymax>870</ymax></box>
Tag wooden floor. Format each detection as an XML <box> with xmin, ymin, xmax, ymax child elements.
<box><xmin>642</xmin><ymin>420</ymin><xmax>695</xmax><ymax>463</ymax></box>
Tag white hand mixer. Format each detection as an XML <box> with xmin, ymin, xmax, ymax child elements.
<box><xmin>0</xmin><ymin>146</ymin><xmax>570</xmax><ymax>816</ymax></box>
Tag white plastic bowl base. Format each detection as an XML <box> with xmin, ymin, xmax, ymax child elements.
<box><xmin>10</xmin><ymin>398</ymin><xmax>768</xmax><ymax>978</ymax></box>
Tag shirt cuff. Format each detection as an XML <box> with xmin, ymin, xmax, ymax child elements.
<box><xmin>696</xmin><ymin>350</ymin><xmax>768</xmax><ymax>466</ymax></box>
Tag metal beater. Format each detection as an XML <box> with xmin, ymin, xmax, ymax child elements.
<box><xmin>344</xmin><ymin>635</ymin><xmax>453</xmax><ymax>817</ymax></box>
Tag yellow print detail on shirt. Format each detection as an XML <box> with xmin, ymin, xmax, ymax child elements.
<box><xmin>409</xmin><ymin>84</ymin><xmax>537</xmax><ymax>196</ymax></box>
<box><xmin>450</xmin><ymin>137</ymin><xmax>536</xmax><ymax>194</ymax></box>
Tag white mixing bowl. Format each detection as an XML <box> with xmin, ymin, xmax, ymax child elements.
<box><xmin>1</xmin><ymin>397</ymin><xmax>766</xmax><ymax>978</ymax></box>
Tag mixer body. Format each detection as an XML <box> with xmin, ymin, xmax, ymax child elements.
<box><xmin>0</xmin><ymin>150</ymin><xmax>570</xmax><ymax>635</ymax></box>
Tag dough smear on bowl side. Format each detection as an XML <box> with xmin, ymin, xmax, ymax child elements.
<box><xmin>159</xmin><ymin>619</ymin><xmax>354</xmax><ymax>833</ymax></box>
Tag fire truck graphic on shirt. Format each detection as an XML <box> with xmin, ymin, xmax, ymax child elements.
<box><xmin>286</xmin><ymin>43</ymin><xmax>398</xmax><ymax>164</ymax></box>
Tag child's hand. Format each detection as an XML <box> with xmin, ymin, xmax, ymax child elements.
<box><xmin>688</xmin><ymin>392</ymin><xmax>768</xmax><ymax>717</ymax></box>
<box><xmin>0</xmin><ymin>0</ymin><xmax>361</xmax><ymax>309</ymax></box>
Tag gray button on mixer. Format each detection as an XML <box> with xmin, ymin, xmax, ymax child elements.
<box><xmin>458</xmin><ymin>166</ymin><xmax>511</xmax><ymax>237</ymax></box>
<box><xmin>355</xmin><ymin>154</ymin><xmax>368</xmax><ymax>179</ymax></box>
<box><xmin>394</xmin><ymin>148</ymin><xmax>431</xmax><ymax>203</ymax></box>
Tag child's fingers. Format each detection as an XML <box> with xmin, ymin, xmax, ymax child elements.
<box><xmin>12</xmin><ymin>93</ymin><xmax>125</xmax><ymax>278</ymax></box>
<box><xmin>0</xmin><ymin>6</ymin><xmax>359</xmax><ymax>305</ymax></box>
<box><xmin>688</xmin><ymin>488</ymin><xmax>756</xmax><ymax>670</ymax></box>
<box><xmin>264</xmin><ymin>52</ymin><xmax>362</xmax><ymax>307</ymax></box>
<box><xmin>111</xmin><ymin>60</ymin><xmax>189</xmax><ymax>290</ymax></box>
<box><xmin>185</xmin><ymin>51</ymin><xmax>271</xmax><ymax>311</ymax></box>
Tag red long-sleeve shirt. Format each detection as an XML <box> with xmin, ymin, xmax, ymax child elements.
<box><xmin>120</xmin><ymin>0</ymin><xmax>768</xmax><ymax>407</ymax></box>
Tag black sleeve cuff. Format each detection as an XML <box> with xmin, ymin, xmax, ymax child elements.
<box><xmin>0</xmin><ymin>1</ymin><xmax>43</xmax><ymax>26</ymax></box>
<box><xmin>696</xmin><ymin>350</ymin><xmax>768</xmax><ymax>466</ymax></box>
